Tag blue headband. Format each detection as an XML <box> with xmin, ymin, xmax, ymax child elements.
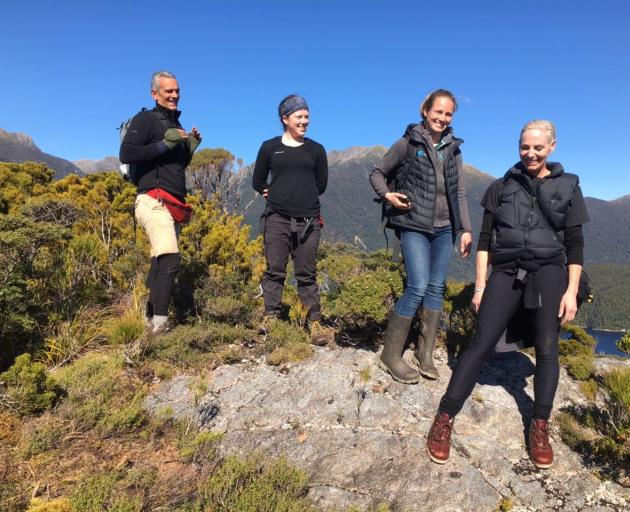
<box><xmin>280</xmin><ymin>96</ymin><xmax>309</xmax><ymax>117</ymax></box>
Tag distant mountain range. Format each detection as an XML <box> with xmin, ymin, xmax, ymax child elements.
<box><xmin>0</xmin><ymin>128</ymin><xmax>81</xmax><ymax>178</ymax></box>
<box><xmin>235</xmin><ymin>145</ymin><xmax>630</xmax><ymax>277</ymax></box>
<box><xmin>73</xmin><ymin>156</ymin><xmax>120</xmax><ymax>174</ymax></box>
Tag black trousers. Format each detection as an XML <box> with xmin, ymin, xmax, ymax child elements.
<box><xmin>439</xmin><ymin>265</ymin><xmax>567</xmax><ymax>421</ymax></box>
<box><xmin>262</xmin><ymin>212</ymin><xmax>321</xmax><ymax>320</ymax></box>
<box><xmin>145</xmin><ymin>253</ymin><xmax>181</xmax><ymax>317</ymax></box>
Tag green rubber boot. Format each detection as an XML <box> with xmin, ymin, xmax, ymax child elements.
<box><xmin>414</xmin><ymin>308</ymin><xmax>441</xmax><ymax>380</ymax></box>
<box><xmin>378</xmin><ymin>312</ymin><xmax>420</xmax><ymax>384</ymax></box>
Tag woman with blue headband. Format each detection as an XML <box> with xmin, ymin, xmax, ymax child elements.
<box><xmin>252</xmin><ymin>95</ymin><xmax>331</xmax><ymax>345</ymax></box>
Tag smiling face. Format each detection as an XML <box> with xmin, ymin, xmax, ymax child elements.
<box><xmin>282</xmin><ymin>109</ymin><xmax>309</xmax><ymax>139</ymax></box>
<box><xmin>151</xmin><ymin>77</ymin><xmax>180</xmax><ymax>110</ymax></box>
<box><xmin>422</xmin><ymin>96</ymin><xmax>455</xmax><ymax>138</ymax></box>
<box><xmin>519</xmin><ymin>129</ymin><xmax>557</xmax><ymax>176</ymax></box>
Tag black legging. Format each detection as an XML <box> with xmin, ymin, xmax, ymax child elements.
<box><xmin>145</xmin><ymin>253</ymin><xmax>181</xmax><ymax>317</ymax></box>
<box><xmin>439</xmin><ymin>265</ymin><xmax>567</xmax><ymax>421</ymax></box>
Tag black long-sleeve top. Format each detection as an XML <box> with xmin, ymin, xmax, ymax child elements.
<box><xmin>252</xmin><ymin>136</ymin><xmax>328</xmax><ymax>218</ymax></box>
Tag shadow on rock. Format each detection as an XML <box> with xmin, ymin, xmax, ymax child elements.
<box><xmin>446</xmin><ymin>348</ymin><xmax>536</xmax><ymax>442</ymax></box>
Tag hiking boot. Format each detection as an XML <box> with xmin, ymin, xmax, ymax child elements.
<box><xmin>309</xmin><ymin>320</ymin><xmax>334</xmax><ymax>346</ymax></box>
<box><xmin>413</xmin><ymin>308</ymin><xmax>441</xmax><ymax>380</ymax></box>
<box><xmin>529</xmin><ymin>418</ymin><xmax>554</xmax><ymax>469</ymax></box>
<box><xmin>378</xmin><ymin>312</ymin><xmax>420</xmax><ymax>384</ymax></box>
<box><xmin>427</xmin><ymin>411</ymin><xmax>454</xmax><ymax>464</ymax></box>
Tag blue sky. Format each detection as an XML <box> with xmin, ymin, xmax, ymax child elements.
<box><xmin>3</xmin><ymin>0</ymin><xmax>629</xmax><ymax>200</ymax></box>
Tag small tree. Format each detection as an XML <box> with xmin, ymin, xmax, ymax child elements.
<box><xmin>616</xmin><ymin>330</ymin><xmax>630</xmax><ymax>356</ymax></box>
<box><xmin>186</xmin><ymin>148</ymin><xmax>245</xmax><ymax>213</ymax></box>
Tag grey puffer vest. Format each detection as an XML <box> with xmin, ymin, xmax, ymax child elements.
<box><xmin>386</xmin><ymin>124</ymin><xmax>463</xmax><ymax>235</ymax></box>
<box><xmin>491</xmin><ymin>163</ymin><xmax>579</xmax><ymax>266</ymax></box>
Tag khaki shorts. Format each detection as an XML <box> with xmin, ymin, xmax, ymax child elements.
<box><xmin>135</xmin><ymin>194</ymin><xmax>180</xmax><ymax>257</ymax></box>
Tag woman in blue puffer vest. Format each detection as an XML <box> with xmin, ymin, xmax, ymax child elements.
<box><xmin>369</xmin><ymin>89</ymin><xmax>473</xmax><ymax>384</ymax></box>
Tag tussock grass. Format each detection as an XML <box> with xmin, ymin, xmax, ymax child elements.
<box><xmin>41</xmin><ymin>307</ymin><xmax>109</xmax><ymax>367</ymax></box>
<box><xmin>106</xmin><ymin>310</ymin><xmax>145</xmax><ymax>346</ymax></box>
<box><xmin>201</xmin><ymin>453</ymin><xmax>313</xmax><ymax>512</ymax></box>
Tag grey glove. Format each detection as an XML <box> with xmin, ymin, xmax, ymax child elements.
<box><xmin>187</xmin><ymin>133</ymin><xmax>201</xmax><ymax>155</ymax></box>
<box><xmin>163</xmin><ymin>128</ymin><xmax>182</xmax><ymax>150</ymax></box>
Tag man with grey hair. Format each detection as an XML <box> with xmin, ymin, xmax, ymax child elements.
<box><xmin>120</xmin><ymin>71</ymin><xmax>202</xmax><ymax>333</ymax></box>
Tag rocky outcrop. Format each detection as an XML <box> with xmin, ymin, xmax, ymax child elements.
<box><xmin>145</xmin><ymin>346</ymin><xmax>629</xmax><ymax>511</ymax></box>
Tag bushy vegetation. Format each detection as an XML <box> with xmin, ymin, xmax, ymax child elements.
<box><xmin>0</xmin><ymin>354</ymin><xmax>63</xmax><ymax>416</ymax></box>
<box><xmin>559</xmin><ymin>325</ymin><xmax>596</xmax><ymax>381</ymax></box>
<box><xmin>558</xmin><ymin>366</ymin><xmax>630</xmax><ymax>485</ymax></box>
<box><xmin>1</xmin><ymin>161</ymin><xmax>628</xmax><ymax>507</ymax></box>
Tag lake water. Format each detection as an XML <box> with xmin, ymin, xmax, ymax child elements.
<box><xmin>586</xmin><ymin>329</ymin><xmax>628</xmax><ymax>358</ymax></box>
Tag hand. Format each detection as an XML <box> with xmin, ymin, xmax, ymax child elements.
<box><xmin>163</xmin><ymin>128</ymin><xmax>186</xmax><ymax>150</ymax></box>
<box><xmin>471</xmin><ymin>287</ymin><xmax>484</xmax><ymax>313</ymax></box>
<box><xmin>187</xmin><ymin>126</ymin><xmax>202</xmax><ymax>154</ymax></box>
<box><xmin>262</xmin><ymin>188</ymin><xmax>269</xmax><ymax>199</ymax></box>
<box><xmin>558</xmin><ymin>291</ymin><xmax>578</xmax><ymax>324</ymax></box>
<box><xmin>384</xmin><ymin>192</ymin><xmax>411</xmax><ymax>210</ymax></box>
<box><xmin>460</xmin><ymin>232</ymin><xmax>473</xmax><ymax>259</ymax></box>
<box><xmin>190</xmin><ymin>126</ymin><xmax>201</xmax><ymax>140</ymax></box>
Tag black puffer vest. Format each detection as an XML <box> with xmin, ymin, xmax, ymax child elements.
<box><xmin>491</xmin><ymin>163</ymin><xmax>579</xmax><ymax>267</ymax></box>
<box><xmin>386</xmin><ymin>124</ymin><xmax>463</xmax><ymax>234</ymax></box>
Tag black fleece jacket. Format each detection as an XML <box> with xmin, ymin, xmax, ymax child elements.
<box><xmin>119</xmin><ymin>103</ymin><xmax>192</xmax><ymax>201</ymax></box>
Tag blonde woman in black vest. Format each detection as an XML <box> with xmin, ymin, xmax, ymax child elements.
<box><xmin>427</xmin><ymin>120</ymin><xmax>589</xmax><ymax>469</ymax></box>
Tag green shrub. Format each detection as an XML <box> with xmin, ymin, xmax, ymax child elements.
<box><xmin>201</xmin><ymin>454</ymin><xmax>313</xmax><ymax>512</ymax></box>
<box><xmin>579</xmin><ymin>379</ymin><xmax>599</xmax><ymax>402</ymax></box>
<box><xmin>147</xmin><ymin>322</ymin><xmax>255</xmax><ymax>367</ymax></box>
<box><xmin>559</xmin><ymin>324</ymin><xmax>596</xmax><ymax>357</ymax></box>
<box><xmin>564</xmin><ymin>353</ymin><xmax>595</xmax><ymax>381</ymax></box>
<box><xmin>70</xmin><ymin>471</ymin><xmax>119</xmax><ymax>512</ymax></box>
<box><xmin>178</xmin><ymin>429</ymin><xmax>224</xmax><ymax>463</ymax></box>
<box><xmin>616</xmin><ymin>331</ymin><xmax>630</xmax><ymax>356</ymax></box>
<box><xmin>20</xmin><ymin>414</ymin><xmax>66</xmax><ymax>458</ymax></box>
<box><xmin>558</xmin><ymin>402</ymin><xmax>629</xmax><ymax>484</ymax></box>
<box><xmin>263</xmin><ymin>318</ymin><xmax>312</xmax><ymax>366</ymax></box>
<box><xmin>0</xmin><ymin>354</ymin><xmax>62</xmax><ymax>416</ymax></box>
<box><xmin>55</xmin><ymin>352</ymin><xmax>147</xmax><ymax>435</ymax></box>
<box><xmin>319</xmin><ymin>247</ymin><xmax>403</xmax><ymax>329</ymax></box>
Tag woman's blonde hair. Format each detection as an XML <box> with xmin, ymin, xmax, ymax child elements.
<box><xmin>520</xmin><ymin>120</ymin><xmax>556</xmax><ymax>142</ymax></box>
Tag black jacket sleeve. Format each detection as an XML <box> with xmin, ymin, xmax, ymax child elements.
<box><xmin>119</xmin><ymin>112</ymin><xmax>167</xmax><ymax>164</ymax></box>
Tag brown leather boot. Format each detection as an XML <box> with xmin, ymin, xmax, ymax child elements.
<box><xmin>529</xmin><ymin>418</ymin><xmax>554</xmax><ymax>469</ymax></box>
<box><xmin>414</xmin><ymin>308</ymin><xmax>441</xmax><ymax>380</ymax></box>
<box><xmin>378</xmin><ymin>312</ymin><xmax>420</xmax><ymax>384</ymax></box>
<box><xmin>427</xmin><ymin>411</ymin><xmax>454</xmax><ymax>464</ymax></box>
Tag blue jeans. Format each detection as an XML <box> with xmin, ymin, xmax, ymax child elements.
<box><xmin>393</xmin><ymin>226</ymin><xmax>454</xmax><ymax>317</ymax></box>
